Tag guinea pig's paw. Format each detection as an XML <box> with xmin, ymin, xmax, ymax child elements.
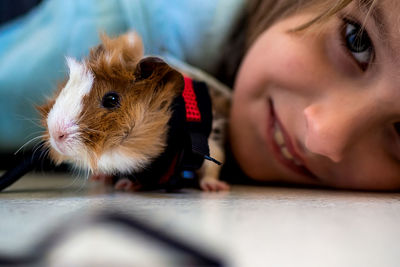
<box><xmin>199</xmin><ymin>177</ymin><xmax>230</xmax><ymax>192</ymax></box>
<box><xmin>114</xmin><ymin>178</ymin><xmax>142</xmax><ymax>192</ymax></box>
<box><xmin>90</xmin><ymin>173</ymin><xmax>114</xmax><ymax>185</ymax></box>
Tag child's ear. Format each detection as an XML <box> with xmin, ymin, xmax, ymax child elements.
<box><xmin>135</xmin><ymin>57</ymin><xmax>184</xmax><ymax>96</ymax></box>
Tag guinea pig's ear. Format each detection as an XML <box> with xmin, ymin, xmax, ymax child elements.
<box><xmin>135</xmin><ymin>57</ymin><xmax>184</xmax><ymax>95</ymax></box>
<box><xmin>135</xmin><ymin>57</ymin><xmax>166</xmax><ymax>80</ymax></box>
<box><xmin>161</xmin><ymin>67</ymin><xmax>185</xmax><ymax>96</ymax></box>
<box><xmin>88</xmin><ymin>32</ymin><xmax>143</xmax><ymax>78</ymax></box>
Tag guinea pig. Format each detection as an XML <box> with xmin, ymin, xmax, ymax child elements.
<box><xmin>37</xmin><ymin>32</ymin><xmax>229</xmax><ymax>191</ymax></box>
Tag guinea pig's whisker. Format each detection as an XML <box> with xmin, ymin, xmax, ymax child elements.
<box><xmin>25</xmin><ymin>130</ymin><xmax>47</xmax><ymax>141</ymax></box>
<box><xmin>65</xmin><ymin>162</ymin><xmax>91</xmax><ymax>192</ymax></box>
<box><xmin>41</xmin><ymin>147</ymin><xmax>51</xmax><ymax>163</ymax></box>
<box><xmin>14</xmin><ymin>115</ymin><xmax>44</xmax><ymax>128</ymax></box>
<box><xmin>32</xmin><ymin>141</ymin><xmax>45</xmax><ymax>156</ymax></box>
<box><xmin>81</xmin><ymin>126</ymin><xmax>103</xmax><ymax>134</ymax></box>
<box><xmin>64</xmin><ymin>166</ymin><xmax>83</xmax><ymax>190</ymax></box>
<box><xmin>80</xmin><ymin>135</ymin><xmax>96</xmax><ymax>146</ymax></box>
<box><xmin>33</xmin><ymin>142</ymin><xmax>48</xmax><ymax>161</ymax></box>
<box><xmin>14</xmin><ymin>135</ymin><xmax>47</xmax><ymax>155</ymax></box>
<box><xmin>78</xmin><ymin>108</ymin><xmax>90</xmax><ymax>120</ymax></box>
<box><xmin>35</xmin><ymin>147</ymin><xmax>48</xmax><ymax>166</ymax></box>
<box><xmin>77</xmin><ymin>168</ymin><xmax>91</xmax><ymax>191</ymax></box>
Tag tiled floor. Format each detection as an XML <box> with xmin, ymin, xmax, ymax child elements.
<box><xmin>1</xmin><ymin>173</ymin><xmax>400</xmax><ymax>267</ymax></box>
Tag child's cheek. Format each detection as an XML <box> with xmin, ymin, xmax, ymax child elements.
<box><xmin>236</xmin><ymin>25</ymin><xmax>312</xmax><ymax>101</ymax></box>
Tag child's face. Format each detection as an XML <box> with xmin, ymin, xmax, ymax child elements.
<box><xmin>230</xmin><ymin>0</ymin><xmax>400</xmax><ymax>190</ymax></box>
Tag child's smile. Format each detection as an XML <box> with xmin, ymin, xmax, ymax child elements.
<box><xmin>268</xmin><ymin>98</ymin><xmax>318</xmax><ymax>181</ymax></box>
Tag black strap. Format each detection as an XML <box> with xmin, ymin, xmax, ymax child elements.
<box><xmin>0</xmin><ymin>144</ymin><xmax>45</xmax><ymax>191</ymax></box>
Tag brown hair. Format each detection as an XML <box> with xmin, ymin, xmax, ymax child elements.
<box><xmin>245</xmin><ymin>0</ymin><xmax>366</xmax><ymax>47</ymax></box>
<box><xmin>217</xmin><ymin>0</ymin><xmax>358</xmax><ymax>87</ymax></box>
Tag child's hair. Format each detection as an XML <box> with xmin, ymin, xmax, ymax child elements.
<box><xmin>217</xmin><ymin>0</ymin><xmax>376</xmax><ymax>87</ymax></box>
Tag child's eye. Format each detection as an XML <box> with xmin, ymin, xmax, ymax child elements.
<box><xmin>342</xmin><ymin>19</ymin><xmax>374</xmax><ymax>70</ymax></box>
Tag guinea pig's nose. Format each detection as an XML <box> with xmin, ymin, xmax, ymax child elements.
<box><xmin>51</xmin><ymin>126</ymin><xmax>71</xmax><ymax>141</ymax></box>
<box><xmin>53</xmin><ymin>130</ymin><xmax>68</xmax><ymax>142</ymax></box>
<box><xmin>49</xmin><ymin>120</ymin><xmax>78</xmax><ymax>146</ymax></box>
<box><xmin>57</xmin><ymin>133</ymin><xmax>66</xmax><ymax>141</ymax></box>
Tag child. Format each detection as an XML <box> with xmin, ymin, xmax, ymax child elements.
<box><xmin>223</xmin><ymin>0</ymin><xmax>400</xmax><ymax>191</ymax></box>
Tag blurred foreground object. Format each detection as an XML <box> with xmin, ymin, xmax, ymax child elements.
<box><xmin>0</xmin><ymin>210</ymin><xmax>225</xmax><ymax>267</ymax></box>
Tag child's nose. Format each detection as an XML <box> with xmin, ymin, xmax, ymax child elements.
<box><xmin>303</xmin><ymin>102</ymin><xmax>366</xmax><ymax>163</ymax></box>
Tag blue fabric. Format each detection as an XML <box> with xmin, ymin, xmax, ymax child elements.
<box><xmin>0</xmin><ymin>0</ymin><xmax>245</xmax><ymax>150</ymax></box>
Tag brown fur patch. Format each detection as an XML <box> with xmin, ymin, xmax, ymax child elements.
<box><xmin>88</xmin><ymin>32</ymin><xmax>143</xmax><ymax>81</ymax></box>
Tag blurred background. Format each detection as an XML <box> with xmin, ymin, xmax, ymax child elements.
<box><xmin>0</xmin><ymin>0</ymin><xmax>244</xmax><ymax>168</ymax></box>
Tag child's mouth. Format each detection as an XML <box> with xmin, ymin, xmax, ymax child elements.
<box><xmin>268</xmin><ymin>98</ymin><xmax>318</xmax><ymax>180</ymax></box>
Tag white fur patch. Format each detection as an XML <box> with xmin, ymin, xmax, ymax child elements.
<box><xmin>47</xmin><ymin>57</ymin><xmax>94</xmax><ymax>154</ymax></box>
<box><xmin>127</xmin><ymin>32</ymin><xmax>137</xmax><ymax>46</ymax></box>
<box><xmin>98</xmin><ymin>149</ymin><xmax>150</xmax><ymax>174</ymax></box>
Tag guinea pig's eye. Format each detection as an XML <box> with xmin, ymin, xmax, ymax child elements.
<box><xmin>101</xmin><ymin>92</ymin><xmax>120</xmax><ymax>109</ymax></box>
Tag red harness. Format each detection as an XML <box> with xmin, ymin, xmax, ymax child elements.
<box><xmin>183</xmin><ymin>76</ymin><xmax>202</xmax><ymax>122</ymax></box>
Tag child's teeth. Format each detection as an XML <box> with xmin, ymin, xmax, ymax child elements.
<box><xmin>281</xmin><ymin>147</ymin><xmax>294</xmax><ymax>160</ymax></box>
<box><xmin>274</xmin><ymin>126</ymin><xmax>285</xmax><ymax>146</ymax></box>
<box><xmin>274</xmin><ymin>122</ymin><xmax>303</xmax><ymax>167</ymax></box>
